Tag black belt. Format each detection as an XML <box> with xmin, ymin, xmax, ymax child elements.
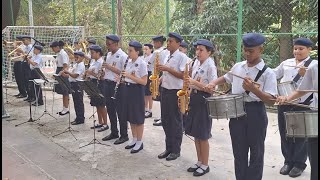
<box><xmin>104</xmin><ymin>79</ymin><xmax>116</xmax><ymax>83</ymax></box>
<box><xmin>161</xmin><ymin>87</ymin><xmax>179</xmax><ymax>93</ymax></box>
<box><xmin>122</xmin><ymin>82</ymin><xmax>140</xmax><ymax>86</ymax></box>
<box><xmin>245</xmin><ymin>101</ymin><xmax>263</xmax><ymax>105</ymax></box>
<box><xmin>191</xmin><ymin>89</ymin><xmax>209</xmax><ymax>95</ymax></box>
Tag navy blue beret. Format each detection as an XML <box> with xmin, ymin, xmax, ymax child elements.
<box><xmin>129</xmin><ymin>40</ymin><xmax>142</xmax><ymax>48</ymax></box>
<box><xmin>15</xmin><ymin>35</ymin><xmax>23</xmax><ymax>40</ymax></box>
<box><xmin>87</xmin><ymin>38</ymin><xmax>96</xmax><ymax>44</ymax></box>
<box><xmin>180</xmin><ymin>41</ymin><xmax>188</xmax><ymax>48</ymax></box>
<box><xmin>21</xmin><ymin>35</ymin><xmax>31</xmax><ymax>39</ymax></box>
<box><xmin>34</xmin><ymin>45</ymin><xmax>43</xmax><ymax>51</ymax></box>
<box><xmin>89</xmin><ymin>45</ymin><xmax>102</xmax><ymax>51</ymax></box>
<box><xmin>293</xmin><ymin>38</ymin><xmax>313</xmax><ymax>47</ymax></box>
<box><xmin>74</xmin><ymin>51</ymin><xmax>85</xmax><ymax>57</ymax></box>
<box><xmin>242</xmin><ymin>33</ymin><xmax>266</xmax><ymax>47</ymax></box>
<box><xmin>152</xmin><ymin>35</ymin><xmax>166</xmax><ymax>41</ymax></box>
<box><xmin>168</xmin><ymin>32</ymin><xmax>183</xmax><ymax>42</ymax></box>
<box><xmin>50</xmin><ymin>41</ymin><xmax>60</xmax><ymax>47</ymax></box>
<box><xmin>106</xmin><ymin>34</ymin><xmax>120</xmax><ymax>42</ymax></box>
<box><xmin>144</xmin><ymin>43</ymin><xmax>153</xmax><ymax>49</ymax></box>
<box><xmin>196</xmin><ymin>39</ymin><xmax>214</xmax><ymax>49</ymax></box>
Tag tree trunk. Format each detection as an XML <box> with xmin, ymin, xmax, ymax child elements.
<box><xmin>117</xmin><ymin>0</ymin><xmax>123</xmax><ymax>47</ymax></box>
<box><xmin>194</xmin><ymin>0</ymin><xmax>204</xmax><ymax>14</ymax></box>
<box><xmin>279</xmin><ymin>0</ymin><xmax>293</xmax><ymax>62</ymax></box>
<box><xmin>2</xmin><ymin>0</ymin><xmax>21</xmax><ymax>29</ymax></box>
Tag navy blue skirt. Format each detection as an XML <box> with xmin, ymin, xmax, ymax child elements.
<box><xmin>119</xmin><ymin>83</ymin><xmax>145</xmax><ymax>124</ymax></box>
<box><xmin>145</xmin><ymin>71</ymin><xmax>152</xmax><ymax>96</ymax></box>
<box><xmin>185</xmin><ymin>90</ymin><xmax>212</xmax><ymax>140</ymax></box>
<box><xmin>89</xmin><ymin>79</ymin><xmax>106</xmax><ymax>107</ymax></box>
<box><xmin>54</xmin><ymin>67</ymin><xmax>71</xmax><ymax>95</ymax></box>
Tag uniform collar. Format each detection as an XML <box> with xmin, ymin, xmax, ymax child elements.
<box><xmin>241</xmin><ymin>59</ymin><xmax>265</xmax><ymax>70</ymax></box>
<box><xmin>170</xmin><ymin>49</ymin><xmax>180</xmax><ymax>57</ymax></box>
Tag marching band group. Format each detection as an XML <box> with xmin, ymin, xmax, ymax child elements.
<box><xmin>6</xmin><ymin>32</ymin><xmax>318</xmax><ymax>179</ymax></box>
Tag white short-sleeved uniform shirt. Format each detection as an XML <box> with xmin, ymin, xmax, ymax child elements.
<box><xmin>88</xmin><ymin>57</ymin><xmax>103</xmax><ymax>79</ymax></box>
<box><xmin>103</xmin><ymin>48</ymin><xmax>128</xmax><ymax>82</ymax></box>
<box><xmin>69</xmin><ymin>61</ymin><xmax>85</xmax><ymax>82</ymax></box>
<box><xmin>297</xmin><ymin>62</ymin><xmax>318</xmax><ymax>109</ymax></box>
<box><xmin>190</xmin><ymin>57</ymin><xmax>217</xmax><ymax>90</ymax></box>
<box><xmin>149</xmin><ymin>47</ymin><xmax>170</xmax><ymax>72</ymax></box>
<box><xmin>29</xmin><ymin>53</ymin><xmax>43</xmax><ymax>70</ymax></box>
<box><xmin>24</xmin><ymin>44</ymin><xmax>34</xmax><ymax>55</ymax></box>
<box><xmin>273</xmin><ymin>56</ymin><xmax>317</xmax><ymax>103</ymax></box>
<box><xmin>124</xmin><ymin>56</ymin><xmax>148</xmax><ymax>84</ymax></box>
<box><xmin>223</xmin><ymin>59</ymin><xmax>278</xmax><ymax>102</ymax></box>
<box><xmin>56</xmin><ymin>49</ymin><xmax>69</xmax><ymax>67</ymax></box>
<box><xmin>144</xmin><ymin>54</ymin><xmax>153</xmax><ymax>72</ymax></box>
<box><xmin>161</xmin><ymin>49</ymin><xmax>187</xmax><ymax>90</ymax></box>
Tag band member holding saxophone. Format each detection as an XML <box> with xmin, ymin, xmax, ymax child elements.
<box><xmin>101</xmin><ymin>34</ymin><xmax>129</xmax><ymax>145</ymax></box>
<box><xmin>157</xmin><ymin>32</ymin><xmax>187</xmax><ymax>161</ymax></box>
<box><xmin>184</xmin><ymin>39</ymin><xmax>217</xmax><ymax>176</ymax></box>
<box><xmin>119</xmin><ymin>41</ymin><xmax>148</xmax><ymax>153</ymax></box>
<box><xmin>143</xmin><ymin>43</ymin><xmax>154</xmax><ymax>118</ymax></box>
<box><xmin>63</xmin><ymin>51</ymin><xmax>86</xmax><ymax>125</ymax></box>
<box><xmin>273</xmin><ymin>37</ymin><xmax>316</xmax><ymax>177</ymax></box>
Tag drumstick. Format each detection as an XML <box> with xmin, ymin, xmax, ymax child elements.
<box><xmin>296</xmin><ymin>89</ymin><xmax>318</xmax><ymax>93</ymax></box>
<box><xmin>284</xmin><ymin>65</ymin><xmax>308</xmax><ymax>69</ymax></box>
<box><xmin>212</xmin><ymin>90</ymin><xmax>226</xmax><ymax>95</ymax></box>
<box><xmin>273</xmin><ymin>98</ymin><xmax>317</xmax><ymax>110</ymax></box>
<box><xmin>218</xmin><ymin>68</ymin><xmax>260</xmax><ymax>86</ymax></box>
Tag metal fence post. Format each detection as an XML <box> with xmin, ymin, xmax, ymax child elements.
<box><xmin>236</xmin><ymin>0</ymin><xmax>244</xmax><ymax>62</ymax></box>
<box><xmin>72</xmin><ymin>0</ymin><xmax>76</xmax><ymax>26</ymax></box>
<box><xmin>9</xmin><ymin>0</ymin><xmax>15</xmax><ymax>25</ymax></box>
<box><xmin>112</xmin><ymin>0</ymin><xmax>116</xmax><ymax>34</ymax></box>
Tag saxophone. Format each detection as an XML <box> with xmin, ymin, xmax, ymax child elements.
<box><xmin>149</xmin><ymin>52</ymin><xmax>160</xmax><ymax>99</ymax></box>
<box><xmin>177</xmin><ymin>57</ymin><xmax>196</xmax><ymax>114</ymax></box>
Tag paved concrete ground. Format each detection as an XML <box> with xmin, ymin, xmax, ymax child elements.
<box><xmin>2</xmin><ymin>86</ymin><xmax>311</xmax><ymax>180</ymax></box>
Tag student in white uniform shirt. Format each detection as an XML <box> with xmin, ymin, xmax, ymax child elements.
<box><xmin>25</xmin><ymin>45</ymin><xmax>44</xmax><ymax>106</ymax></box>
<box><xmin>143</xmin><ymin>43</ymin><xmax>154</xmax><ymax>118</ymax></box>
<box><xmin>120</xmin><ymin>41</ymin><xmax>148</xmax><ymax>153</ymax></box>
<box><xmin>205</xmin><ymin>33</ymin><xmax>278</xmax><ymax>180</ymax></box>
<box><xmin>84</xmin><ymin>45</ymin><xmax>109</xmax><ymax>132</ymax></box>
<box><xmin>101</xmin><ymin>34</ymin><xmax>129</xmax><ymax>144</ymax></box>
<box><xmin>157</xmin><ymin>32</ymin><xmax>187</xmax><ymax>161</ymax></box>
<box><xmin>276</xmin><ymin>62</ymin><xmax>318</xmax><ymax>180</ymax></box>
<box><xmin>50</xmin><ymin>41</ymin><xmax>71</xmax><ymax>116</ymax></box>
<box><xmin>63</xmin><ymin>51</ymin><xmax>86</xmax><ymax>125</ymax></box>
<box><xmin>73</xmin><ymin>40</ymin><xmax>83</xmax><ymax>52</ymax></box>
<box><xmin>13</xmin><ymin>35</ymin><xmax>27</xmax><ymax>98</ymax></box>
<box><xmin>179</xmin><ymin>41</ymin><xmax>192</xmax><ymax>64</ymax></box>
<box><xmin>150</xmin><ymin>35</ymin><xmax>170</xmax><ymax>126</ymax></box>
<box><xmin>83</xmin><ymin>38</ymin><xmax>96</xmax><ymax>69</ymax></box>
<box><xmin>273</xmin><ymin>37</ymin><xmax>317</xmax><ymax>177</ymax></box>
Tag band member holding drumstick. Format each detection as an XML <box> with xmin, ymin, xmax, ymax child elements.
<box><xmin>205</xmin><ymin>33</ymin><xmax>277</xmax><ymax>180</ymax></box>
<box><xmin>143</xmin><ymin>43</ymin><xmax>154</xmax><ymax>118</ymax></box>
<box><xmin>184</xmin><ymin>39</ymin><xmax>217</xmax><ymax>176</ymax></box>
<box><xmin>119</xmin><ymin>41</ymin><xmax>148</xmax><ymax>153</ymax></box>
<box><xmin>273</xmin><ymin>37</ymin><xmax>317</xmax><ymax>177</ymax></box>
<box><xmin>157</xmin><ymin>32</ymin><xmax>187</xmax><ymax>161</ymax></box>
<box><xmin>63</xmin><ymin>51</ymin><xmax>86</xmax><ymax>125</ymax></box>
<box><xmin>276</xmin><ymin>62</ymin><xmax>318</xmax><ymax>180</ymax></box>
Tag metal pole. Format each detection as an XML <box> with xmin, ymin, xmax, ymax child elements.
<box><xmin>236</xmin><ymin>0</ymin><xmax>244</xmax><ymax>62</ymax></box>
<box><xmin>165</xmin><ymin>0</ymin><xmax>170</xmax><ymax>35</ymax></box>
<box><xmin>9</xmin><ymin>0</ymin><xmax>15</xmax><ymax>25</ymax></box>
<box><xmin>28</xmin><ymin>0</ymin><xmax>35</xmax><ymax>39</ymax></box>
<box><xmin>112</xmin><ymin>0</ymin><xmax>116</xmax><ymax>34</ymax></box>
<box><xmin>72</xmin><ymin>0</ymin><xmax>76</xmax><ymax>26</ymax></box>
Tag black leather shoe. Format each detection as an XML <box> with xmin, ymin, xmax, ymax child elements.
<box><xmin>145</xmin><ymin>112</ymin><xmax>152</xmax><ymax>118</ymax></box>
<box><xmin>130</xmin><ymin>143</ymin><xmax>143</xmax><ymax>153</ymax></box>
<box><xmin>71</xmin><ymin>121</ymin><xmax>84</xmax><ymax>125</ymax></box>
<box><xmin>158</xmin><ymin>150</ymin><xmax>171</xmax><ymax>159</ymax></box>
<box><xmin>187</xmin><ymin>164</ymin><xmax>200</xmax><ymax>172</ymax></box>
<box><xmin>280</xmin><ymin>164</ymin><xmax>293</xmax><ymax>175</ymax></box>
<box><xmin>154</xmin><ymin>118</ymin><xmax>161</xmax><ymax>122</ymax></box>
<box><xmin>17</xmin><ymin>94</ymin><xmax>27</xmax><ymax>98</ymax></box>
<box><xmin>288</xmin><ymin>167</ymin><xmax>304</xmax><ymax>177</ymax></box>
<box><xmin>125</xmin><ymin>143</ymin><xmax>136</xmax><ymax>149</ymax></box>
<box><xmin>97</xmin><ymin>125</ymin><xmax>109</xmax><ymax>132</ymax></box>
<box><xmin>102</xmin><ymin>133</ymin><xmax>119</xmax><ymax>141</ymax></box>
<box><xmin>32</xmin><ymin>102</ymin><xmax>44</xmax><ymax>106</ymax></box>
<box><xmin>114</xmin><ymin>136</ymin><xmax>129</xmax><ymax>145</ymax></box>
<box><xmin>59</xmin><ymin>111</ymin><xmax>69</xmax><ymax>116</ymax></box>
<box><xmin>27</xmin><ymin>98</ymin><xmax>36</xmax><ymax>102</ymax></box>
<box><xmin>90</xmin><ymin>124</ymin><xmax>103</xmax><ymax>129</ymax></box>
<box><xmin>153</xmin><ymin>121</ymin><xmax>162</xmax><ymax>126</ymax></box>
<box><xmin>193</xmin><ymin>166</ymin><xmax>210</xmax><ymax>176</ymax></box>
<box><xmin>166</xmin><ymin>153</ymin><xmax>180</xmax><ymax>161</ymax></box>
<box><xmin>14</xmin><ymin>93</ymin><xmax>21</xmax><ymax>97</ymax></box>
<box><xmin>23</xmin><ymin>98</ymin><xmax>31</xmax><ymax>101</ymax></box>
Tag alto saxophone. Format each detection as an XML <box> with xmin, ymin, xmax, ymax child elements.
<box><xmin>177</xmin><ymin>57</ymin><xmax>196</xmax><ymax>114</ymax></box>
<box><xmin>149</xmin><ymin>52</ymin><xmax>160</xmax><ymax>99</ymax></box>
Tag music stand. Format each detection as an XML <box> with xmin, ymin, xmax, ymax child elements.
<box><xmin>52</xmin><ymin>74</ymin><xmax>78</xmax><ymax>140</ymax></box>
<box><xmin>33</xmin><ymin>68</ymin><xmax>57</xmax><ymax>122</ymax></box>
<box><xmin>77</xmin><ymin>80</ymin><xmax>108</xmax><ymax>149</ymax></box>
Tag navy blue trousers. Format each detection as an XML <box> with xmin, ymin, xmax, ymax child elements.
<box><xmin>71</xmin><ymin>82</ymin><xmax>85</xmax><ymax>122</ymax></box>
<box><xmin>277</xmin><ymin>105</ymin><xmax>308</xmax><ymax>169</ymax></box>
<box><xmin>160</xmin><ymin>87</ymin><xmax>183</xmax><ymax>154</ymax></box>
<box><xmin>14</xmin><ymin>61</ymin><xmax>27</xmax><ymax>96</ymax></box>
<box><xmin>229</xmin><ymin>101</ymin><xmax>268</xmax><ymax>180</ymax></box>
<box><xmin>28</xmin><ymin>69</ymin><xmax>43</xmax><ymax>103</ymax></box>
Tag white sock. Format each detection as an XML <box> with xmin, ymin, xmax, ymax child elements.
<box><xmin>145</xmin><ymin>108</ymin><xmax>148</xmax><ymax>111</ymax></box>
<box><xmin>191</xmin><ymin>161</ymin><xmax>202</xmax><ymax>168</ymax></box>
<box><xmin>148</xmin><ymin>109</ymin><xmax>152</xmax><ymax>113</ymax></box>
<box><xmin>62</xmin><ymin>107</ymin><xmax>68</xmax><ymax>113</ymax></box>
<box><xmin>128</xmin><ymin>137</ymin><xmax>137</xmax><ymax>146</ymax></box>
<box><xmin>133</xmin><ymin>140</ymin><xmax>142</xmax><ymax>150</ymax></box>
<box><xmin>196</xmin><ymin>164</ymin><xmax>208</xmax><ymax>173</ymax></box>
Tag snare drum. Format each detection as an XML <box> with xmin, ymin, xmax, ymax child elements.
<box><xmin>205</xmin><ymin>94</ymin><xmax>246</xmax><ymax>119</ymax></box>
<box><xmin>285</xmin><ymin>111</ymin><xmax>318</xmax><ymax>138</ymax></box>
<box><xmin>277</xmin><ymin>81</ymin><xmax>297</xmax><ymax>96</ymax></box>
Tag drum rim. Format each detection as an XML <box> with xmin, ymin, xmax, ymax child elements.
<box><xmin>205</xmin><ymin>94</ymin><xmax>244</xmax><ymax>100</ymax></box>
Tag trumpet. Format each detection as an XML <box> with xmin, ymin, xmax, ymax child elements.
<box><xmin>10</xmin><ymin>54</ymin><xmax>30</xmax><ymax>62</ymax></box>
<box><xmin>7</xmin><ymin>47</ymin><xmax>22</xmax><ymax>56</ymax></box>
<box><xmin>3</xmin><ymin>40</ymin><xmax>23</xmax><ymax>47</ymax></box>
